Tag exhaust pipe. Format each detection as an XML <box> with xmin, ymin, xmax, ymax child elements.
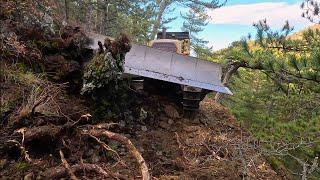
<box><xmin>162</xmin><ymin>28</ymin><xmax>167</xmax><ymax>39</ymax></box>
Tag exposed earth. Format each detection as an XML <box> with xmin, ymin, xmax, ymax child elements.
<box><xmin>0</xmin><ymin>73</ymin><xmax>281</xmax><ymax>179</ymax></box>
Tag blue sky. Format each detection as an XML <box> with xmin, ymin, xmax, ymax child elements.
<box><xmin>167</xmin><ymin>0</ymin><xmax>313</xmax><ymax>51</ymax></box>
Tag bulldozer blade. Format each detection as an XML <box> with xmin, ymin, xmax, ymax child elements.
<box><xmin>87</xmin><ymin>33</ymin><xmax>232</xmax><ymax>95</ymax></box>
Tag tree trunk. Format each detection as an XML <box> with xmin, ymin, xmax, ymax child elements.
<box><xmin>95</xmin><ymin>0</ymin><xmax>103</xmax><ymax>33</ymax></box>
<box><xmin>64</xmin><ymin>0</ymin><xmax>69</xmax><ymax>23</ymax></box>
<box><xmin>86</xmin><ymin>1</ymin><xmax>93</xmax><ymax>31</ymax></box>
<box><xmin>150</xmin><ymin>0</ymin><xmax>168</xmax><ymax>40</ymax></box>
<box><xmin>214</xmin><ymin>64</ymin><xmax>240</xmax><ymax>103</ymax></box>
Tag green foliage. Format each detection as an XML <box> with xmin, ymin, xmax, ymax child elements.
<box><xmin>81</xmin><ymin>52</ymin><xmax>123</xmax><ymax>94</ymax></box>
<box><xmin>81</xmin><ymin>35</ymin><xmax>134</xmax><ymax>120</ymax></box>
<box><xmin>302</xmin><ymin>0</ymin><xmax>320</xmax><ymax>24</ymax></box>
<box><xmin>181</xmin><ymin>4</ymin><xmax>213</xmax><ymax>57</ymax></box>
<box><xmin>212</xmin><ymin>20</ymin><xmax>320</xmax><ymax>178</ymax></box>
<box><xmin>222</xmin><ymin>67</ymin><xmax>320</xmax><ymax>179</ymax></box>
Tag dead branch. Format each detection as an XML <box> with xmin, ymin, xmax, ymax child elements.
<box><xmin>31</xmin><ymin>95</ymin><xmax>49</xmax><ymax>115</ymax></box>
<box><xmin>84</xmin><ymin>128</ymin><xmax>150</xmax><ymax>180</ymax></box>
<box><xmin>59</xmin><ymin>150</ymin><xmax>78</xmax><ymax>180</ymax></box>
<box><xmin>42</xmin><ymin>163</ymin><xmax>113</xmax><ymax>179</ymax></box>
<box><xmin>6</xmin><ymin>140</ymin><xmax>32</xmax><ymax>163</ymax></box>
<box><xmin>87</xmin><ymin>133</ymin><xmax>122</xmax><ymax>161</ymax></box>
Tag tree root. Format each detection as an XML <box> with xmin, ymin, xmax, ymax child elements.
<box><xmin>83</xmin><ymin>128</ymin><xmax>151</xmax><ymax>180</ymax></box>
<box><xmin>59</xmin><ymin>150</ymin><xmax>78</xmax><ymax>180</ymax></box>
<box><xmin>6</xmin><ymin>140</ymin><xmax>32</xmax><ymax>163</ymax></box>
<box><xmin>23</xmin><ymin>125</ymin><xmax>61</xmax><ymax>143</ymax></box>
<box><xmin>22</xmin><ymin>116</ymin><xmax>85</xmax><ymax>144</ymax></box>
<box><xmin>42</xmin><ymin>163</ymin><xmax>112</xmax><ymax>179</ymax></box>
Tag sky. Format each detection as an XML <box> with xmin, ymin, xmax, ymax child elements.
<box><xmin>167</xmin><ymin>0</ymin><xmax>313</xmax><ymax>51</ymax></box>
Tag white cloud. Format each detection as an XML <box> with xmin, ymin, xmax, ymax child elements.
<box><xmin>208</xmin><ymin>2</ymin><xmax>312</xmax><ymax>27</ymax></box>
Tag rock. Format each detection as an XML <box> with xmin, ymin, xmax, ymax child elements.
<box><xmin>91</xmin><ymin>153</ymin><xmax>100</xmax><ymax>163</ymax></box>
<box><xmin>168</xmin><ymin>119</ymin><xmax>174</xmax><ymax>125</ymax></box>
<box><xmin>119</xmin><ymin>120</ymin><xmax>126</xmax><ymax>127</ymax></box>
<box><xmin>156</xmin><ymin>151</ymin><xmax>163</xmax><ymax>156</ymax></box>
<box><xmin>119</xmin><ymin>147</ymin><xmax>126</xmax><ymax>155</ymax></box>
<box><xmin>183</xmin><ymin>125</ymin><xmax>200</xmax><ymax>132</ymax></box>
<box><xmin>139</xmin><ymin>147</ymin><xmax>145</xmax><ymax>153</ymax></box>
<box><xmin>139</xmin><ymin>108</ymin><xmax>148</xmax><ymax>121</ymax></box>
<box><xmin>141</xmin><ymin>126</ymin><xmax>148</xmax><ymax>132</ymax></box>
<box><xmin>86</xmin><ymin>149</ymin><xmax>94</xmax><ymax>157</ymax></box>
<box><xmin>0</xmin><ymin>159</ymin><xmax>7</xmax><ymax>169</ymax></box>
<box><xmin>24</xmin><ymin>172</ymin><xmax>34</xmax><ymax>180</ymax></box>
<box><xmin>163</xmin><ymin>104</ymin><xmax>180</xmax><ymax>119</ymax></box>
<box><xmin>159</xmin><ymin>121</ymin><xmax>170</xmax><ymax>129</ymax></box>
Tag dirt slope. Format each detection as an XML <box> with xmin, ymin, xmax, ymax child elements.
<box><xmin>125</xmin><ymin>96</ymin><xmax>281</xmax><ymax>179</ymax></box>
<box><xmin>0</xmin><ymin>63</ymin><xmax>280</xmax><ymax>179</ymax></box>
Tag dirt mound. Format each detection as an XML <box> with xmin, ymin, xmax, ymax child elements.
<box><xmin>127</xmin><ymin>96</ymin><xmax>280</xmax><ymax>179</ymax></box>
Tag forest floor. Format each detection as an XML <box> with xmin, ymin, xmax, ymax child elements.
<box><xmin>0</xmin><ymin>21</ymin><xmax>282</xmax><ymax>179</ymax></box>
<box><xmin>124</xmin><ymin>96</ymin><xmax>282</xmax><ymax>179</ymax></box>
<box><xmin>0</xmin><ymin>64</ymin><xmax>281</xmax><ymax>179</ymax></box>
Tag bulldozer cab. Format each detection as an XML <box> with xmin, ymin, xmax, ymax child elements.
<box><xmin>149</xmin><ymin>30</ymin><xmax>191</xmax><ymax>56</ymax></box>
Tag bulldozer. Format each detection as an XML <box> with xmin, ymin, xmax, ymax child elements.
<box><xmin>147</xmin><ymin>30</ymin><xmax>209</xmax><ymax>114</ymax></box>
<box><xmin>87</xmin><ymin>30</ymin><xmax>232</xmax><ymax>116</ymax></box>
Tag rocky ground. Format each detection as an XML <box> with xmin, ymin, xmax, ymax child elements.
<box><xmin>128</xmin><ymin>95</ymin><xmax>281</xmax><ymax>179</ymax></box>
<box><xmin>0</xmin><ymin>13</ymin><xmax>281</xmax><ymax>179</ymax></box>
<box><xmin>0</xmin><ymin>64</ymin><xmax>281</xmax><ymax>179</ymax></box>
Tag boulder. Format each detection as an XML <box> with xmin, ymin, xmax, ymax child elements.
<box><xmin>163</xmin><ymin>104</ymin><xmax>180</xmax><ymax>119</ymax></box>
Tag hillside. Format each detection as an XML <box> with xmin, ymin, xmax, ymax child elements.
<box><xmin>289</xmin><ymin>24</ymin><xmax>320</xmax><ymax>40</ymax></box>
<box><xmin>0</xmin><ymin>11</ymin><xmax>281</xmax><ymax>178</ymax></box>
<box><xmin>1</xmin><ymin>1</ymin><xmax>319</xmax><ymax>179</ymax></box>
<box><xmin>0</xmin><ymin>60</ymin><xmax>280</xmax><ymax>179</ymax></box>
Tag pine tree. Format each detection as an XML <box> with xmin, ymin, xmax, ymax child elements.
<box><xmin>214</xmin><ymin>20</ymin><xmax>320</xmax><ymax>102</ymax></box>
<box><xmin>181</xmin><ymin>4</ymin><xmax>213</xmax><ymax>57</ymax></box>
<box><xmin>181</xmin><ymin>5</ymin><xmax>209</xmax><ymax>46</ymax></box>
<box><xmin>149</xmin><ymin>0</ymin><xmax>224</xmax><ymax>40</ymax></box>
<box><xmin>301</xmin><ymin>0</ymin><xmax>320</xmax><ymax>24</ymax></box>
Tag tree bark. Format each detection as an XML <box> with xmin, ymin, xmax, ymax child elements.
<box><xmin>64</xmin><ymin>0</ymin><xmax>69</xmax><ymax>23</ymax></box>
<box><xmin>150</xmin><ymin>0</ymin><xmax>168</xmax><ymax>40</ymax></box>
<box><xmin>86</xmin><ymin>1</ymin><xmax>93</xmax><ymax>31</ymax></box>
<box><xmin>95</xmin><ymin>0</ymin><xmax>103</xmax><ymax>33</ymax></box>
<box><xmin>214</xmin><ymin>63</ymin><xmax>241</xmax><ymax>103</ymax></box>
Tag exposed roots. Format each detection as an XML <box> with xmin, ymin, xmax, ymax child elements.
<box><xmin>59</xmin><ymin>150</ymin><xmax>78</xmax><ymax>180</ymax></box>
<box><xmin>43</xmin><ymin>163</ymin><xmax>112</xmax><ymax>179</ymax></box>
<box><xmin>83</xmin><ymin>126</ymin><xmax>151</xmax><ymax>180</ymax></box>
<box><xmin>6</xmin><ymin>139</ymin><xmax>32</xmax><ymax>163</ymax></box>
